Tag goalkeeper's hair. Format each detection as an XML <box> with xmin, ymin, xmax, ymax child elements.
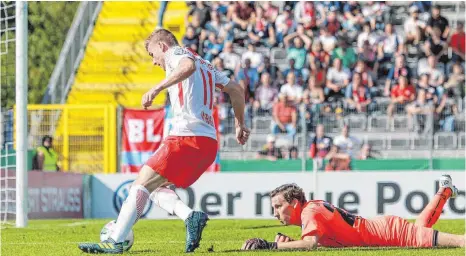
<box><xmin>145</xmin><ymin>28</ymin><xmax>179</xmax><ymax>51</ymax></box>
<box><xmin>270</xmin><ymin>183</ymin><xmax>306</xmax><ymax>205</ymax></box>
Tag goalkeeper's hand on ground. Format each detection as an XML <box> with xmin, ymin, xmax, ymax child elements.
<box><xmin>275</xmin><ymin>232</ymin><xmax>294</xmax><ymax>242</ymax></box>
<box><xmin>241</xmin><ymin>238</ymin><xmax>278</xmax><ymax>250</ymax></box>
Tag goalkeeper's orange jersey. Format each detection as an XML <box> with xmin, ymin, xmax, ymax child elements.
<box><xmin>292</xmin><ymin>200</ymin><xmax>435</xmax><ymax>248</ymax></box>
<box><xmin>294</xmin><ymin>200</ymin><xmax>365</xmax><ymax>247</ymax></box>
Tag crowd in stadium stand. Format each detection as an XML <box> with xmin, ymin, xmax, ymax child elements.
<box><xmin>181</xmin><ymin>1</ymin><xmax>465</xmax><ymax>163</ymax></box>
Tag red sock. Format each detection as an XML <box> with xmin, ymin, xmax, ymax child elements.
<box><xmin>415</xmin><ymin>188</ymin><xmax>452</xmax><ymax>228</ymax></box>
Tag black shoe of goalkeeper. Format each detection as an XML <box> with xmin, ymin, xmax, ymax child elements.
<box><xmin>185</xmin><ymin>211</ymin><xmax>209</xmax><ymax>253</ymax></box>
<box><xmin>78</xmin><ymin>238</ymin><xmax>123</xmax><ymax>254</ymax></box>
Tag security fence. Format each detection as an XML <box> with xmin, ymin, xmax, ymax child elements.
<box><xmin>20</xmin><ymin>104</ymin><xmax>117</xmax><ymax>173</ymax></box>
<box><xmin>217</xmin><ymin>97</ymin><xmax>465</xmax><ymax>162</ymax></box>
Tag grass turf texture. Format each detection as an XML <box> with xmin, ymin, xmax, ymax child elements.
<box><xmin>2</xmin><ymin>219</ymin><xmax>465</xmax><ymax>256</ymax></box>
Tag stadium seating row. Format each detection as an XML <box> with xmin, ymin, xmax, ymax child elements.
<box><xmin>248</xmin><ymin>114</ymin><xmax>465</xmax><ymax>134</ymax></box>
<box><xmin>220</xmin><ymin>131</ymin><xmax>465</xmax><ymax>153</ymax></box>
<box><xmin>219</xmin><ymin>149</ymin><xmax>465</xmax><ymax>160</ymax></box>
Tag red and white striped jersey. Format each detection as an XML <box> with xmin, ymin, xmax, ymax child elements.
<box><xmin>163</xmin><ymin>46</ymin><xmax>230</xmax><ymax>140</ymax></box>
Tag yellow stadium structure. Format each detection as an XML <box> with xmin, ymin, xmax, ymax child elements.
<box><xmin>59</xmin><ymin>2</ymin><xmax>188</xmax><ymax>173</ymax></box>
<box><xmin>68</xmin><ymin>1</ymin><xmax>188</xmax><ymax>106</ymax></box>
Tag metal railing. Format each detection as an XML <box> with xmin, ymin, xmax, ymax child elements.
<box><xmin>42</xmin><ymin>1</ymin><xmax>102</xmax><ymax>104</ymax></box>
<box><xmin>23</xmin><ymin>104</ymin><xmax>117</xmax><ymax>174</ymax></box>
<box><xmin>217</xmin><ymin>98</ymin><xmax>465</xmax><ymax>162</ymax></box>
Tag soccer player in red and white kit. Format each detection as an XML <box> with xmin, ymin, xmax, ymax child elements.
<box><xmin>79</xmin><ymin>29</ymin><xmax>250</xmax><ymax>254</ymax></box>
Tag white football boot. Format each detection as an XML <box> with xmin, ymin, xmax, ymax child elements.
<box><xmin>439</xmin><ymin>174</ymin><xmax>459</xmax><ymax>198</ymax></box>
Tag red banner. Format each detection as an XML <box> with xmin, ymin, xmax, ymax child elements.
<box><xmin>121</xmin><ymin>108</ymin><xmax>165</xmax><ymax>173</ymax></box>
<box><xmin>121</xmin><ymin>107</ymin><xmax>220</xmax><ymax>173</ymax></box>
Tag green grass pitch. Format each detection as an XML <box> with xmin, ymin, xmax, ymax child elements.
<box><xmin>2</xmin><ymin>219</ymin><xmax>465</xmax><ymax>255</ymax></box>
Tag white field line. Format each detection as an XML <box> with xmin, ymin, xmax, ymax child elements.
<box><xmin>61</xmin><ymin>221</ymin><xmax>94</xmax><ymax>227</ymax></box>
<box><xmin>1</xmin><ymin>221</ymin><xmax>96</xmax><ymax>229</ymax></box>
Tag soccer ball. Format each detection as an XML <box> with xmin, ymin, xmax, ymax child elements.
<box><xmin>100</xmin><ymin>220</ymin><xmax>134</xmax><ymax>251</ymax></box>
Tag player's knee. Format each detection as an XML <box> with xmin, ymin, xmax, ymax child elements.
<box><xmin>132</xmin><ymin>167</ymin><xmax>152</xmax><ymax>185</ymax></box>
<box><xmin>149</xmin><ymin>186</ymin><xmax>179</xmax><ymax>214</ymax></box>
<box><xmin>150</xmin><ymin>187</ymin><xmax>178</xmax><ymax>202</ymax></box>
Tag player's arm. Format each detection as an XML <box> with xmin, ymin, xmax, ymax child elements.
<box><xmin>300</xmin><ymin>33</ymin><xmax>312</xmax><ymax>51</ymax></box>
<box><xmin>160</xmin><ymin>58</ymin><xmax>196</xmax><ymax>89</ymax></box>
<box><xmin>223</xmin><ymin>79</ymin><xmax>245</xmax><ymax>125</ymax></box>
<box><xmin>324</xmin><ymin>144</ymin><xmax>336</xmax><ymax>160</ymax></box>
<box><xmin>283</xmin><ymin>32</ymin><xmax>297</xmax><ymax>48</ymax></box>
<box><xmin>36</xmin><ymin>150</ymin><xmax>45</xmax><ymax>171</ymax></box>
<box><xmin>223</xmin><ymin>79</ymin><xmax>246</xmax><ymax>122</ymax></box>
<box><xmin>220</xmin><ymin>77</ymin><xmax>250</xmax><ymax>145</ymax></box>
<box><xmin>241</xmin><ymin>236</ymin><xmax>318</xmax><ymax>251</ymax></box>
<box><xmin>309</xmin><ymin>137</ymin><xmax>317</xmax><ymax>158</ymax></box>
<box><xmin>142</xmin><ymin>57</ymin><xmax>196</xmax><ymax>108</ymax></box>
<box><xmin>291</xmin><ymin>107</ymin><xmax>298</xmax><ymax>127</ymax></box>
<box><xmin>442</xmin><ymin>25</ymin><xmax>450</xmax><ymax>40</ymax></box>
<box><xmin>277</xmin><ymin>236</ymin><xmax>318</xmax><ymax>250</ymax></box>
<box><xmin>409</xmin><ymin>88</ymin><xmax>416</xmax><ymax>102</ymax></box>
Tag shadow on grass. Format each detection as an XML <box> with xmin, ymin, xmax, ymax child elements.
<box><xmin>240</xmin><ymin>225</ymin><xmax>283</xmax><ymax>230</ymax></box>
<box><xmin>127</xmin><ymin>249</ymin><xmax>160</xmax><ymax>254</ymax></box>
<box><xmin>217</xmin><ymin>246</ymin><xmax>463</xmax><ymax>253</ymax></box>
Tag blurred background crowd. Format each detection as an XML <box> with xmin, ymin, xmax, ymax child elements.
<box><xmin>3</xmin><ymin>1</ymin><xmax>462</xmax><ymax>172</ymax></box>
<box><xmin>175</xmin><ymin>1</ymin><xmax>465</xmax><ymax>167</ymax></box>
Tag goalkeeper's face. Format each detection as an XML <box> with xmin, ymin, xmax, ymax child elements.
<box><xmin>271</xmin><ymin>194</ymin><xmax>296</xmax><ymax>225</ymax></box>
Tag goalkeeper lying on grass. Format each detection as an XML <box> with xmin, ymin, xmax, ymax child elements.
<box><xmin>242</xmin><ymin>175</ymin><xmax>465</xmax><ymax>251</ymax></box>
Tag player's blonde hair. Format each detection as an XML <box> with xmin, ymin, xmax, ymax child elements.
<box><xmin>270</xmin><ymin>183</ymin><xmax>307</xmax><ymax>205</ymax></box>
<box><xmin>145</xmin><ymin>28</ymin><xmax>179</xmax><ymax>51</ymax></box>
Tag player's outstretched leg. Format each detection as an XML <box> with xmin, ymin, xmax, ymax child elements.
<box><xmin>78</xmin><ymin>166</ymin><xmax>167</xmax><ymax>254</ymax></box>
<box><xmin>150</xmin><ymin>185</ymin><xmax>209</xmax><ymax>252</ymax></box>
<box><xmin>415</xmin><ymin>175</ymin><xmax>458</xmax><ymax>228</ymax></box>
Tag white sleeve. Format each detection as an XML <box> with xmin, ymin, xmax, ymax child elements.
<box><xmin>166</xmin><ymin>47</ymin><xmax>196</xmax><ymax>72</ymax></box>
<box><xmin>357</xmin><ymin>34</ymin><xmax>365</xmax><ymax>49</ymax></box>
<box><xmin>327</xmin><ymin>68</ymin><xmax>334</xmax><ymax>80</ymax></box>
<box><xmin>280</xmin><ymin>85</ymin><xmax>288</xmax><ymax>94</ymax></box>
<box><xmin>404</xmin><ymin>21</ymin><xmax>411</xmax><ymax>33</ymax></box>
<box><xmin>344</xmin><ymin>69</ymin><xmax>351</xmax><ymax>79</ymax></box>
<box><xmin>397</xmin><ymin>35</ymin><xmax>404</xmax><ymax>45</ymax></box>
<box><xmin>333</xmin><ymin>136</ymin><xmax>342</xmax><ymax>146</ymax></box>
<box><xmin>214</xmin><ymin>69</ymin><xmax>230</xmax><ymax>91</ymax></box>
<box><xmin>297</xmin><ymin>87</ymin><xmax>303</xmax><ymax>99</ymax></box>
<box><xmin>352</xmin><ymin>137</ymin><xmax>361</xmax><ymax>148</ymax></box>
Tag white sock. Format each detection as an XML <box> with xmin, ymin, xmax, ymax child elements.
<box><xmin>110</xmin><ymin>184</ymin><xmax>149</xmax><ymax>243</ymax></box>
<box><xmin>150</xmin><ymin>186</ymin><xmax>193</xmax><ymax>221</ymax></box>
